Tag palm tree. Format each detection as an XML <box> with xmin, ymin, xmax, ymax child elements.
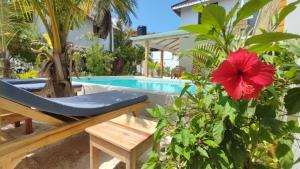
<box><xmin>0</xmin><ymin>0</ymin><xmax>29</xmax><ymax>78</ymax></box>
<box><xmin>94</xmin><ymin>0</ymin><xmax>137</xmax><ymax>38</ymax></box>
<box><xmin>13</xmin><ymin>0</ymin><xmax>137</xmax><ymax>97</ymax></box>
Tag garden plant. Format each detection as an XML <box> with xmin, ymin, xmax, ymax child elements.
<box><xmin>13</xmin><ymin>0</ymin><xmax>137</xmax><ymax>97</ymax></box>
<box><xmin>144</xmin><ymin>0</ymin><xmax>300</xmax><ymax>168</ymax></box>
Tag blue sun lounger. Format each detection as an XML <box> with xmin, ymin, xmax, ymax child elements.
<box><xmin>0</xmin><ymin>80</ymin><xmax>149</xmax><ymax>168</ymax></box>
<box><xmin>2</xmin><ymin>79</ymin><xmax>82</xmax><ymax>93</ymax></box>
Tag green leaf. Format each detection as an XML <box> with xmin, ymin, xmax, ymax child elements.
<box><xmin>180</xmin><ymin>24</ymin><xmax>212</xmax><ymax>34</ymax></box>
<box><xmin>247</xmin><ymin>43</ymin><xmax>283</xmax><ymax>53</ymax></box>
<box><xmin>225</xmin><ymin>2</ymin><xmax>240</xmax><ymax>24</ymax></box>
<box><xmin>233</xmin><ymin>0</ymin><xmax>271</xmax><ymax>26</ymax></box>
<box><xmin>284</xmin><ymin>67</ymin><xmax>298</xmax><ymax>79</ymax></box>
<box><xmin>276</xmin><ymin>143</ymin><xmax>294</xmax><ymax>169</ymax></box>
<box><xmin>141</xmin><ymin>162</ymin><xmax>157</xmax><ymax>169</ymax></box>
<box><xmin>203</xmin><ymin>140</ymin><xmax>218</xmax><ymax>148</ymax></box>
<box><xmin>175</xmin><ymin>145</ymin><xmax>191</xmax><ymax>160</ymax></box>
<box><xmin>258</xmin><ymin>127</ymin><xmax>275</xmax><ymax>143</ymax></box>
<box><xmin>202</xmin><ymin>4</ymin><xmax>226</xmax><ymax>30</ymax></box>
<box><xmin>186</xmin><ymin>91</ymin><xmax>199</xmax><ymax>103</ymax></box>
<box><xmin>225</xmin><ymin>139</ymin><xmax>247</xmax><ymax>168</ymax></box>
<box><xmin>267</xmin><ymin>86</ymin><xmax>279</xmax><ymax>98</ymax></box>
<box><xmin>213</xmin><ymin>120</ymin><xmax>225</xmax><ymax>144</ymax></box>
<box><xmin>255</xmin><ymin>104</ymin><xmax>276</xmax><ymax>119</ymax></box>
<box><xmin>174</xmin><ymin>129</ymin><xmax>196</xmax><ymax>146</ymax></box>
<box><xmin>278</xmin><ymin>0</ymin><xmax>300</xmax><ymax>24</ymax></box>
<box><xmin>197</xmin><ymin>147</ymin><xmax>209</xmax><ymax>158</ymax></box>
<box><xmin>284</xmin><ymin>87</ymin><xmax>300</xmax><ymax>114</ymax></box>
<box><xmin>180</xmin><ymin>84</ymin><xmax>191</xmax><ymax>97</ymax></box>
<box><xmin>245</xmin><ymin>32</ymin><xmax>300</xmax><ymax>45</ymax></box>
<box><xmin>147</xmin><ymin>105</ymin><xmax>165</xmax><ymax>118</ymax></box>
<box><xmin>192</xmin><ymin>4</ymin><xmax>204</xmax><ymax>13</ymax></box>
<box><xmin>224</xmin><ymin>102</ymin><xmax>236</xmax><ymax>124</ymax></box>
<box><xmin>154</xmin><ymin>119</ymin><xmax>167</xmax><ymax>141</ymax></box>
<box><xmin>142</xmin><ymin>151</ymin><xmax>159</xmax><ymax>169</ymax></box>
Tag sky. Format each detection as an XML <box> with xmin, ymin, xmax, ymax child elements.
<box><xmin>130</xmin><ymin>0</ymin><xmax>182</xmax><ymax>33</ymax></box>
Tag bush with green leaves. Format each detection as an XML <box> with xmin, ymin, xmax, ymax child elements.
<box><xmin>112</xmin><ymin>21</ymin><xmax>145</xmax><ymax>75</ymax></box>
<box><xmin>84</xmin><ymin>42</ymin><xmax>113</xmax><ymax>76</ymax></box>
<box><xmin>18</xmin><ymin>70</ymin><xmax>38</xmax><ymax>79</ymax></box>
<box><xmin>143</xmin><ymin>1</ymin><xmax>300</xmax><ymax>169</ymax></box>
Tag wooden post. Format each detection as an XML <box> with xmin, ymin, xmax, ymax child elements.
<box><xmin>144</xmin><ymin>41</ymin><xmax>149</xmax><ymax>77</ymax></box>
<box><xmin>277</xmin><ymin>0</ymin><xmax>287</xmax><ymax>32</ymax></box>
<box><xmin>160</xmin><ymin>50</ymin><xmax>164</xmax><ymax>78</ymax></box>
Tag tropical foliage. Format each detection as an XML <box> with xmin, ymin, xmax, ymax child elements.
<box><xmin>13</xmin><ymin>0</ymin><xmax>137</xmax><ymax>97</ymax></box>
<box><xmin>143</xmin><ymin>0</ymin><xmax>300</xmax><ymax>169</ymax></box>
<box><xmin>0</xmin><ymin>0</ymin><xmax>34</xmax><ymax>78</ymax></box>
<box><xmin>18</xmin><ymin>70</ymin><xmax>38</xmax><ymax>79</ymax></box>
<box><xmin>84</xmin><ymin>39</ymin><xmax>113</xmax><ymax>76</ymax></box>
<box><xmin>112</xmin><ymin>21</ymin><xmax>144</xmax><ymax>75</ymax></box>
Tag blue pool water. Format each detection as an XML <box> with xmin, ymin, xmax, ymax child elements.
<box><xmin>73</xmin><ymin>76</ymin><xmax>196</xmax><ymax>94</ymax></box>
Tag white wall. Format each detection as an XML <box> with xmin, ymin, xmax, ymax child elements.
<box><xmin>179</xmin><ymin>36</ymin><xmax>196</xmax><ymax>72</ymax></box>
<box><xmin>179</xmin><ymin>0</ymin><xmax>239</xmax><ymax>27</ymax></box>
<box><xmin>178</xmin><ymin>0</ymin><xmax>239</xmax><ymax>71</ymax></box>
<box><xmin>286</xmin><ymin>0</ymin><xmax>300</xmax><ymax>35</ymax></box>
<box><xmin>219</xmin><ymin>0</ymin><xmax>239</xmax><ymax>13</ymax></box>
<box><xmin>35</xmin><ymin>18</ymin><xmax>112</xmax><ymax>51</ymax></box>
<box><xmin>180</xmin><ymin>6</ymin><xmax>199</xmax><ymax>26</ymax></box>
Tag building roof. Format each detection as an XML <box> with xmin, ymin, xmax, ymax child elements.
<box><xmin>172</xmin><ymin>0</ymin><xmax>202</xmax><ymax>10</ymax></box>
<box><xmin>130</xmin><ymin>30</ymin><xmax>193</xmax><ymax>54</ymax></box>
<box><xmin>172</xmin><ymin>0</ymin><xmax>214</xmax><ymax>16</ymax></box>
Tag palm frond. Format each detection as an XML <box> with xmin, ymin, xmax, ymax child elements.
<box><xmin>94</xmin><ymin>0</ymin><xmax>137</xmax><ymax>38</ymax></box>
<box><xmin>181</xmin><ymin>43</ymin><xmax>223</xmax><ymax>75</ymax></box>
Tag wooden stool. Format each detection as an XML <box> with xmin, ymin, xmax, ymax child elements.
<box><xmin>85</xmin><ymin>114</ymin><xmax>157</xmax><ymax>169</ymax></box>
<box><xmin>0</xmin><ymin>113</ymin><xmax>33</xmax><ymax>134</ymax></box>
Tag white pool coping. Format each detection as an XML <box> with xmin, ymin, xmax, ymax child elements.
<box><xmin>73</xmin><ymin>76</ymin><xmax>193</xmax><ymax>95</ymax></box>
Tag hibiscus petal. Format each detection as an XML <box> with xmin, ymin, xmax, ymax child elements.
<box><xmin>211</xmin><ymin>60</ymin><xmax>237</xmax><ymax>83</ymax></box>
<box><xmin>222</xmin><ymin>77</ymin><xmax>243</xmax><ymax>100</ymax></box>
<box><xmin>242</xmin><ymin>81</ymin><xmax>263</xmax><ymax>100</ymax></box>
<box><xmin>248</xmin><ymin>61</ymin><xmax>275</xmax><ymax>86</ymax></box>
<box><xmin>228</xmin><ymin>49</ymin><xmax>260</xmax><ymax>72</ymax></box>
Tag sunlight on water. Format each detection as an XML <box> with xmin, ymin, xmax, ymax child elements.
<box><xmin>73</xmin><ymin>77</ymin><xmax>196</xmax><ymax>94</ymax></box>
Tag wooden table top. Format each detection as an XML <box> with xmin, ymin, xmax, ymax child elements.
<box><xmin>85</xmin><ymin>114</ymin><xmax>157</xmax><ymax>151</ymax></box>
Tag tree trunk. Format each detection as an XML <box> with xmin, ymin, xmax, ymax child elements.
<box><xmin>44</xmin><ymin>52</ymin><xmax>73</xmax><ymax>98</ymax></box>
<box><xmin>3</xmin><ymin>58</ymin><xmax>11</xmax><ymax>78</ymax></box>
<box><xmin>3</xmin><ymin>51</ymin><xmax>12</xmax><ymax>79</ymax></box>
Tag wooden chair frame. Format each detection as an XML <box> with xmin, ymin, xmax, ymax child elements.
<box><xmin>0</xmin><ymin>96</ymin><xmax>149</xmax><ymax>169</ymax></box>
<box><xmin>0</xmin><ymin>86</ymin><xmax>82</xmax><ymax>134</ymax></box>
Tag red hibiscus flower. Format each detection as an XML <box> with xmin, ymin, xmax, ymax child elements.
<box><xmin>211</xmin><ymin>48</ymin><xmax>275</xmax><ymax>100</ymax></box>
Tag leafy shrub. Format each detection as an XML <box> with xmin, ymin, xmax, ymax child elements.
<box><xmin>18</xmin><ymin>70</ymin><xmax>38</xmax><ymax>79</ymax></box>
<box><xmin>85</xmin><ymin>43</ymin><xmax>113</xmax><ymax>76</ymax></box>
<box><xmin>143</xmin><ymin>1</ymin><xmax>300</xmax><ymax>169</ymax></box>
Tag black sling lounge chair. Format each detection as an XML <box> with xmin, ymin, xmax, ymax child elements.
<box><xmin>0</xmin><ymin>80</ymin><xmax>149</xmax><ymax>169</ymax></box>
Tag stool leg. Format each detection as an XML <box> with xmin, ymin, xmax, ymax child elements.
<box><xmin>25</xmin><ymin>119</ymin><xmax>33</xmax><ymax>135</ymax></box>
<box><xmin>90</xmin><ymin>143</ymin><xmax>100</xmax><ymax>169</ymax></box>
<box><xmin>125</xmin><ymin>151</ymin><xmax>136</xmax><ymax>169</ymax></box>
<box><xmin>132</xmin><ymin>111</ymin><xmax>138</xmax><ymax>117</ymax></box>
<box><xmin>14</xmin><ymin>121</ymin><xmax>21</xmax><ymax>128</ymax></box>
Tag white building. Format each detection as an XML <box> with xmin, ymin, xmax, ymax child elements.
<box><xmin>131</xmin><ymin>0</ymin><xmax>298</xmax><ymax>76</ymax></box>
<box><xmin>34</xmin><ymin>16</ymin><xmax>114</xmax><ymax>51</ymax></box>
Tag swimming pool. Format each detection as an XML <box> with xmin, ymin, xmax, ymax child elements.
<box><xmin>73</xmin><ymin>76</ymin><xmax>196</xmax><ymax>94</ymax></box>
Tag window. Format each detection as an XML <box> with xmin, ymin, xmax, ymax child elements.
<box><xmin>198</xmin><ymin>13</ymin><xmax>202</xmax><ymax>24</ymax></box>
